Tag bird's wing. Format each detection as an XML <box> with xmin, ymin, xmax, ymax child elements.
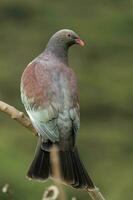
<box><xmin>21</xmin><ymin>62</ymin><xmax>61</xmax><ymax>142</ymax></box>
<box><xmin>26</xmin><ymin>103</ymin><xmax>80</xmax><ymax>143</ymax></box>
<box><xmin>69</xmin><ymin>105</ymin><xmax>80</xmax><ymax>135</ymax></box>
<box><xmin>27</xmin><ymin>103</ymin><xmax>60</xmax><ymax>142</ymax></box>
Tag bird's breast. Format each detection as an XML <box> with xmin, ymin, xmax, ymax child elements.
<box><xmin>21</xmin><ymin>61</ymin><xmax>79</xmax><ymax>110</ymax></box>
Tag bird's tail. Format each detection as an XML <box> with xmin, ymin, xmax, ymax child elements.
<box><xmin>27</xmin><ymin>139</ymin><xmax>50</xmax><ymax>180</ymax></box>
<box><xmin>27</xmin><ymin>139</ymin><xmax>94</xmax><ymax>189</ymax></box>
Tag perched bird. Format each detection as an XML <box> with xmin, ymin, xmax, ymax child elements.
<box><xmin>21</xmin><ymin>29</ymin><xmax>94</xmax><ymax>189</ymax></box>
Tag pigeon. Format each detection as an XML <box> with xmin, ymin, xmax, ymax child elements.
<box><xmin>21</xmin><ymin>29</ymin><xmax>94</xmax><ymax>189</ymax></box>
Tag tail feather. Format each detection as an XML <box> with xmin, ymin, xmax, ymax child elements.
<box><xmin>27</xmin><ymin>140</ymin><xmax>94</xmax><ymax>189</ymax></box>
<box><xmin>71</xmin><ymin>151</ymin><xmax>80</xmax><ymax>187</ymax></box>
<box><xmin>59</xmin><ymin>151</ymin><xmax>74</xmax><ymax>184</ymax></box>
<box><xmin>74</xmin><ymin>149</ymin><xmax>84</xmax><ymax>187</ymax></box>
<box><xmin>73</xmin><ymin>148</ymin><xmax>94</xmax><ymax>188</ymax></box>
<box><xmin>27</xmin><ymin>139</ymin><xmax>50</xmax><ymax>180</ymax></box>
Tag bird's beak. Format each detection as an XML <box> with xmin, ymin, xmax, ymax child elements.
<box><xmin>75</xmin><ymin>38</ymin><xmax>85</xmax><ymax>46</ymax></box>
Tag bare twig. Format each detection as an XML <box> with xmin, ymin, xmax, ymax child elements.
<box><xmin>0</xmin><ymin>100</ymin><xmax>37</xmax><ymax>135</ymax></box>
<box><xmin>42</xmin><ymin>185</ymin><xmax>59</xmax><ymax>200</ymax></box>
<box><xmin>87</xmin><ymin>187</ymin><xmax>105</xmax><ymax>200</ymax></box>
<box><xmin>50</xmin><ymin>146</ymin><xmax>67</xmax><ymax>200</ymax></box>
<box><xmin>2</xmin><ymin>184</ymin><xmax>13</xmax><ymax>200</ymax></box>
<box><xmin>0</xmin><ymin>100</ymin><xmax>106</xmax><ymax>200</ymax></box>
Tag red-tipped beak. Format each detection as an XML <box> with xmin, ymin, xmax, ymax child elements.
<box><xmin>75</xmin><ymin>38</ymin><xmax>85</xmax><ymax>46</ymax></box>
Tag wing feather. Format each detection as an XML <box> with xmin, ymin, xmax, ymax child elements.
<box><xmin>27</xmin><ymin>105</ymin><xmax>60</xmax><ymax>142</ymax></box>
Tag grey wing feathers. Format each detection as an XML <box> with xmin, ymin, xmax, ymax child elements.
<box><xmin>34</xmin><ymin>119</ymin><xmax>59</xmax><ymax>142</ymax></box>
<box><xmin>69</xmin><ymin>106</ymin><xmax>80</xmax><ymax>135</ymax></box>
<box><xmin>27</xmin><ymin>106</ymin><xmax>60</xmax><ymax>142</ymax></box>
<box><xmin>27</xmin><ymin>104</ymin><xmax>80</xmax><ymax>143</ymax></box>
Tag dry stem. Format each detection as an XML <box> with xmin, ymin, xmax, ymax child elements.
<box><xmin>2</xmin><ymin>184</ymin><xmax>13</xmax><ymax>200</ymax></box>
<box><xmin>50</xmin><ymin>146</ymin><xmax>67</xmax><ymax>200</ymax></box>
<box><xmin>87</xmin><ymin>187</ymin><xmax>105</xmax><ymax>200</ymax></box>
<box><xmin>42</xmin><ymin>185</ymin><xmax>59</xmax><ymax>200</ymax></box>
<box><xmin>0</xmin><ymin>100</ymin><xmax>37</xmax><ymax>135</ymax></box>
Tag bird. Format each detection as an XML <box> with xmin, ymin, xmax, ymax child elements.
<box><xmin>20</xmin><ymin>29</ymin><xmax>94</xmax><ymax>189</ymax></box>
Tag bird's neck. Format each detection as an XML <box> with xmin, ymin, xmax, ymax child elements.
<box><xmin>45</xmin><ymin>39</ymin><xmax>69</xmax><ymax>65</ymax></box>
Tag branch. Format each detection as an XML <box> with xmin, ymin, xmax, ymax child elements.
<box><xmin>0</xmin><ymin>100</ymin><xmax>37</xmax><ymax>135</ymax></box>
<box><xmin>42</xmin><ymin>185</ymin><xmax>59</xmax><ymax>200</ymax></box>
<box><xmin>50</xmin><ymin>146</ymin><xmax>67</xmax><ymax>200</ymax></box>
<box><xmin>0</xmin><ymin>100</ymin><xmax>106</xmax><ymax>200</ymax></box>
<box><xmin>2</xmin><ymin>184</ymin><xmax>13</xmax><ymax>200</ymax></box>
<box><xmin>87</xmin><ymin>187</ymin><xmax>105</xmax><ymax>200</ymax></box>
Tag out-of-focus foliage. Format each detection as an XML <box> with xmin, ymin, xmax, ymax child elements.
<box><xmin>0</xmin><ymin>0</ymin><xmax>133</xmax><ymax>199</ymax></box>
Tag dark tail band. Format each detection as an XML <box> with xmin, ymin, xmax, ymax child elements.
<box><xmin>27</xmin><ymin>139</ymin><xmax>94</xmax><ymax>189</ymax></box>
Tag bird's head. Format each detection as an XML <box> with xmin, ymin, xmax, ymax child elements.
<box><xmin>48</xmin><ymin>29</ymin><xmax>85</xmax><ymax>49</ymax></box>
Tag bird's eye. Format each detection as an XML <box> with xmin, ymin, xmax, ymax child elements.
<box><xmin>67</xmin><ymin>33</ymin><xmax>71</xmax><ymax>37</ymax></box>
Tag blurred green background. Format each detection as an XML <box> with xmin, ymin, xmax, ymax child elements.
<box><xmin>0</xmin><ymin>0</ymin><xmax>133</xmax><ymax>199</ymax></box>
